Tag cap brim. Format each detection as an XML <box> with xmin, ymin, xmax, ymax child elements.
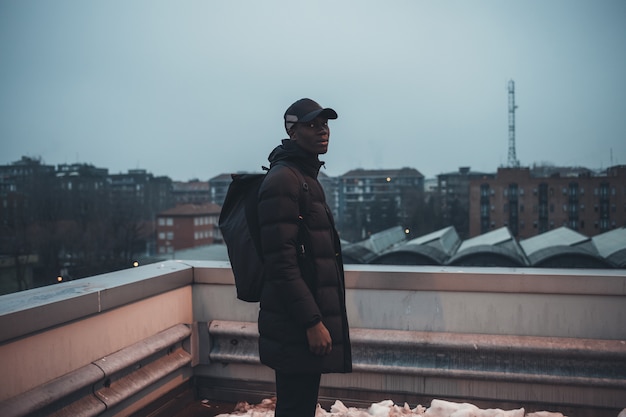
<box><xmin>299</xmin><ymin>108</ymin><xmax>338</xmax><ymax>122</ymax></box>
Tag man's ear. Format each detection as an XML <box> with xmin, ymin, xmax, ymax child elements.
<box><xmin>287</xmin><ymin>127</ymin><xmax>296</xmax><ymax>139</ymax></box>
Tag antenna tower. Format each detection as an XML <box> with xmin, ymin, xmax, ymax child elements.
<box><xmin>507</xmin><ymin>80</ymin><xmax>520</xmax><ymax>167</ymax></box>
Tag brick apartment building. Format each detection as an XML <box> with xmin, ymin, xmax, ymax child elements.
<box><xmin>469</xmin><ymin>165</ymin><xmax>626</xmax><ymax>239</ymax></box>
<box><xmin>156</xmin><ymin>203</ymin><xmax>222</xmax><ymax>256</ymax></box>
<box><xmin>437</xmin><ymin>167</ymin><xmax>496</xmax><ymax>239</ymax></box>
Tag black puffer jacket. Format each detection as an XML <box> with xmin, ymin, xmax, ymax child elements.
<box><xmin>257</xmin><ymin>139</ymin><xmax>352</xmax><ymax>374</ymax></box>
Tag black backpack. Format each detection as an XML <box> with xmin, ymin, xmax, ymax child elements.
<box><xmin>218</xmin><ymin>162</ymin><xmax>309</xmax><ymax>302</ymax></box>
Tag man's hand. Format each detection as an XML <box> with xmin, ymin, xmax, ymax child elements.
<box><xmin>306</xmin><ymin>322</ymin><xmax>332</xmax><ymax>356</ymax></box>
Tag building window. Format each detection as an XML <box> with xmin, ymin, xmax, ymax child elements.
<box><xmin>158</xmin><ymin>232</ymin><xmax>165</xmax><ymax>240</ymax></box>
<box><xmin>600</xmin><ymin>183</ymin><xmax>609</xmax><ymax>198</ymax></box>
<box><xmin>158</xmin><ymin>218</ymin><xmax>165</xmax><ymax>226</ymax></box>
<box><xmin>166</xmin><ymin>218</ymin><xmax>173</xmax><ymax>226</ymax></box>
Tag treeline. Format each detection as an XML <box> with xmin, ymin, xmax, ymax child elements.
<box><xmin>1</xmin><ymin>174</ymin><xmax>152</xmax><ymax>291</ymax></box>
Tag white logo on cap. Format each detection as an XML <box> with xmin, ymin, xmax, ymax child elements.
<box><xmin>285</xmin><ymin>114</ymin><xmax>298</xmax><ymax>130</ymax></box>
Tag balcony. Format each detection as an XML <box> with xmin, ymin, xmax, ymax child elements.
<box><xmin>1</xmin><ymin>261</ymin><xmax>625</xmax><ymax>417</ymax></box>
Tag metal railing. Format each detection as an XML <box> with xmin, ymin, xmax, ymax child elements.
<box><xmin>0</xmin><ymin>324</ymin><xmax>191</xmax><ymax>417</ymax></box>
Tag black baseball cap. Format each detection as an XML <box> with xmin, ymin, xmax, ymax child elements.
<box><xmin>284</xmin><ymin>98</ymin><xmax>338</xmax><ymax>132</ymax></box>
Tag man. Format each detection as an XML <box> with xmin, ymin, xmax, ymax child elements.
<box><xmin>257</xmin><ymin>98</ymin><xmax>352</xmax><ymax>417</ymax></box>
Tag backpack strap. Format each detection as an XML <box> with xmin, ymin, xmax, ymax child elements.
<box><xmin>271</xmin><ymin>161</ymin><xmax>310</xmax><ymax>218</ymax></box>
<box><xmin>287</xmin><ymin>166</ymin><xmax>310</xmax><ymax>219</ymax></box>
<box><xmin>270</xmin><ymin>162</ymin><xmax>311</xmax><ymax>258</ymax></box>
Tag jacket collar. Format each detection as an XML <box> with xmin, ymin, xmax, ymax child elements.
<box><xmin>268</xmin><ymin>139</ymin><xmax>324</xmax><ymax>177</ymax></box>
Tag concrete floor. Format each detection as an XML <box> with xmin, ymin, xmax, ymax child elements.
<box><xmin>174</xmin><ymin>400</ymin><xmax>236</xmax><ymax>417</ymax></box>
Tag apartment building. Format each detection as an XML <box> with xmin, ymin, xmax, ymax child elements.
<box><xmin>156</xmin><ymin>203</ymin><xmax>222</xmax><ymax>255</ymax></box>
<box><xmin>338</xmin><ymin>168</ymin><xmax>424</xmax><ymax>242</ymax></box>
<box><xmin>0</xmin><ymin>157</ymin><xmax>56</xmax><ymax>228</ymax></box>
<box><xmin>109</xmin><ymin>169</ymin><xmax>173</xmax><ymax>220</ymax></box>
<box><xmin>437</xmin><ymin>167</ymin><xmax>495</xmax><ymax>239</ymax></box>
<box><xmin>209</xmin><ymin>173</ymin><xmax>235</xmax><ymax>207</ymax></box>
<box><xmin>469</xmin><ymin>165</ymin><xmax>626</xmax><ymax>239</ymax></box>
<box><xmin>318</xmin><ymin>171</ymin><xmax>340</xmax><ymax>220</ymax></box>
<box><xmin>172</xmin><ymin>180</ymin><xmax>210</xmax><ymax>205</ymax></box>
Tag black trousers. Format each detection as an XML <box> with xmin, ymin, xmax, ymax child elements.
<box><xmin>274</xmin><ymin>371</ymin><xmax>321</xmax><ymax>417</ymax></box>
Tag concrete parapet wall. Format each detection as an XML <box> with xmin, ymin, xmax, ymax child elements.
<box><xmin>0</xmin><ymin>260</ymin><xmax>624</xmax><ymax>415</ymax></box>
<box><xmin>191</xmin><ymin>261</ymin><xmax>626</xmax><ymax>340</ymax></box>
<box><xmin>0</xmin><ymin>261</ymin><xmax>194</xmax><ymax>403</ymax></box>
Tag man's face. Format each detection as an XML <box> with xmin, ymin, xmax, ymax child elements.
<box><xmin>291</xmin><ymin>116</ymin><xmax>330</xmax><ymax>155</ymax></box>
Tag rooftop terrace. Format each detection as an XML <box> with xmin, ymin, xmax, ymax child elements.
<box><xmin>0</xmin><ymin>261</ymin><xmax>625</xmax><ymax>417</ymax></box>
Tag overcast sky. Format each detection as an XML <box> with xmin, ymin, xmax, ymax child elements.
<box><xmin>1</xmin><ymin>0</ymin><xmax>625</xmax><ymax>181</ymax></box>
